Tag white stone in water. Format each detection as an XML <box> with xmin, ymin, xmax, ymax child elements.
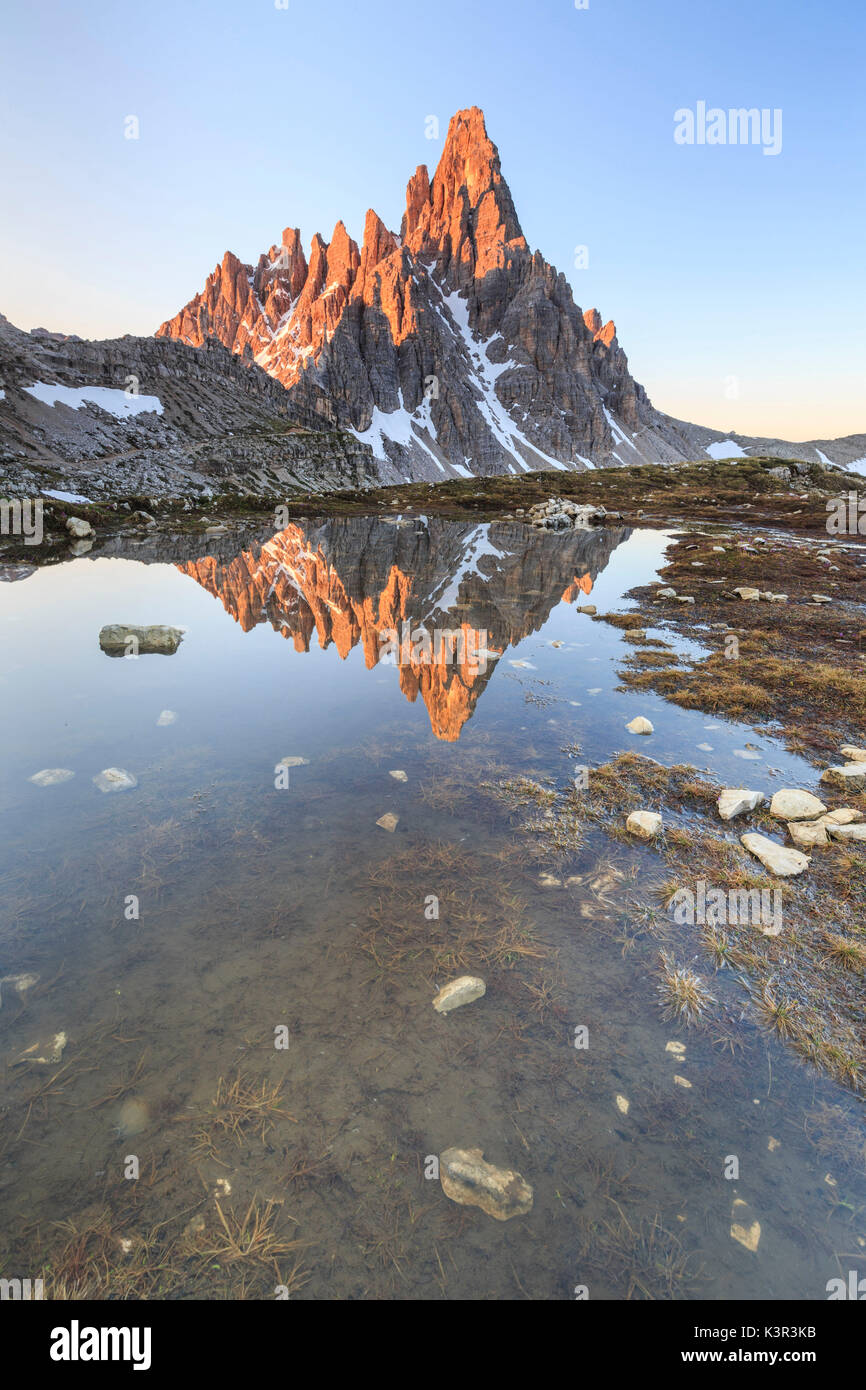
<box><xmin>388</xmin><ymin>770</ymin><xmax>408</xmax><ymax>782</ymax></box>
<box><xmin>29</xmin><ymin>768</ymin><xmax>74</xmax><ymax>786</ymax></box>
<box><xmin>116</xmin><ymin>1098</ymin><xmax>149</xmax><ymax>1137</ymax></box>
<box><xmin>156</xmin><ymin>710</ymin><xmax>177</xmax><ymax>726</ymax></box>
<box><xmin>730</xmin><ymin>1198</ymin><xmax>761</xmax><ymax>1252</ymax></box>
<box><xmin>665</xmin><ymin>1041</ymin><xmax>686</xmax><ymax>1057</ymax></box>
<box><xmin>740</xmin><ymin>832</ymin><xmax>810</xmax><ymax>877</ymax></box>
<box><xmin>376</xmin><ymin>813</ymin><xmax>398</xmax><ymax>832</ymax></box>
<box><xmin>674</xmin><ymin>1075</ymin><xmax>692</xmax><ymax>1088</ymax></box>
<box><xmin>821</xmin><ymin>764</ymin><xmax>866</xmax><ymax>790</ymax></box>
<box><xmin>18</xmin><ymin>1031</ymin><xmax>67</xmax><ymax>1064</ymax></box>
<box><xmin>769</xmin><ymin>788</ymin><xmax>826</xmax><ymax>821</ymax></box>
<box><xmin>626</xmin><ymin>810</ymin><xmax>662</xmax><ymax>839</ymax></box>
<box><xmin>615</xmin><ymin>1094</ymin><xmax>630</xmax><ymax>1115</ymax></box>
<box><xmin>538</xmin><ymin>872</ymin><xmax>562</xmax><ymax>888</ymax></box>
<box><xmin>626</xmin><ymin>716</ymin><xmax>654</xmax><ymax>735</ymax></box>
<box><xmin>733</xmin><ymin>749</ymin><xmax>762</xmax><ymax>760</ymax></box>
<box><xmin>432</xmin><ymin>976</ymin><xmax>486</xmax><ymax>1014</ymax></box>
<box><xmin>93</xmin><ymin>768</ymin><xmax>138</xmax><ymax>793</ymax></box>
<box><xmin>439</xmin><ymin>1147</ymin><xmax>533</xmax><ymax>1221</ymax></box>
<box><xmin>0</xmin><ymin>973</ymin><xmax>39</xmax><ymax>1010</ymax></box>
<box><xmin>279</xmin><ymin>756</ymin><xmax>309</xmax><ymax>767</ymax></box>
<box><xmin>840</xmin><ymin>745</ymin><xmax>866</xmax><ymax>763</ymax></box>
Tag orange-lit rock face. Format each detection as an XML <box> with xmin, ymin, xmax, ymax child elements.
<box><xmin>156</xmin><ymin>106</ymin><xmax>658</xmax><ymax>477</ymax></box>
<box><xmin>177</xmin><ymin>518</ymin><xmax>630</xmax><ymax>741</ymax></box>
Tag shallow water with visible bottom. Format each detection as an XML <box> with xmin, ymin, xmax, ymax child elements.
<box><xmin>1</xmin><ymin>516</ymin><xmax>863</xmax><ymax>1299</ymax></box>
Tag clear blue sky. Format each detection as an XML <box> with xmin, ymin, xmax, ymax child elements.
<box><xmin>2</xmin><ymin>0</ymin><xmax>863</xmax><ymax>439</ymax></box>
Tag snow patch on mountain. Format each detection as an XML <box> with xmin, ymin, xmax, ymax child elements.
<box><xmin>23</xmin><ymin>382</ymin><xmax>164</xmax><ymax>418</ymax></box>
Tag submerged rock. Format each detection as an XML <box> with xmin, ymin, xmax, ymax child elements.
<box><xmin>538</xmin><ymin>872</ymin><xmax>562</xmax><ymax>888</ymax></box>
<box><xmin>717</xmin><ymin>789</ymin><xmax>765</xmax><ymax>821</ymax></box>
<box><xmin>439</xmin><ymin>1147</ymin><xmax>533</xmax><ymax>1221</ymax></box>
<box><xmin>626</xmin><ymin>810</ymin><xmax>662</xmax><ymax>839</ymax></box>
<box><xmin>432</xmin><ymin>976</ymin><xmax>486</xmax><ymax>1014</ymax></box>
<box><xmin>388</xmin><ymin>770</ymin><xmax>408</xmax><ymax>782</ymax></box>
<box><xmin>730</xmin><ymin>1198</ymin><xmax>761</xmax><ymax>1252</ymax></box>
<box><xmin>769</xmin><ymin>788</ymin><xmax>826</xmax><ymax>821</ymax></box>
<box><xmin>0</xmin><ymin>973</ymin><xmax>39</xmax><ymax>1009</ymax></box>
<box><xmin>116</xmin><ymin>1098</ymin><xmax>149</xmax><ymax>1138</ymax></box>
<box><xmin>18</xmin><ymin>1031</ymin><xmax>67</xmax><ymax>1064</ymax></box>
<box><xmin>741</xmin><ymin>832</ymin><xmax>810</xmax><ymax>877</ymax></box>
<box><xmin>156</xmin><ymin>709</ymin><xmax>177</xmax><ymax>726</ymax></box>
<box><xmin>279</xmin><ymin>756</ymin><xmax>309</xmax><ymax>768</ymax></box>
<box><xmin>28</xmin><ymin>768</ymin><xmax>74</xmax><ymax>787</ymax></box>
<box><xmin>93</xmin><ymin>767</ymin><xmax>138</xmax><ymax>793</ymax></box>
<box><xmin>626</xmin><ymin>716</ymin><xmax>654</xmax><ymax>735</ymax></box>
<box><xmin>375</xmin><ymin>813</ymin><xmax>398</xmax><ymax>832</ymax></box>
<box><xmin>99</xmin><ymin>624</ymin><xmax>184</xmax><ymax>657</ymax></box>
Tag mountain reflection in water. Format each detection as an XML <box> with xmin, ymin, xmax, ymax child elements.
<box><xmin>178</xmin><ymin>517</ymin><xmax>630</xmax><ymax>740</ymax></box>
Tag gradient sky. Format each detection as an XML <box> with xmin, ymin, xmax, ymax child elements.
<box><xmin>2</xmin><ymin>0</ymin><xmax>863</xmax><ymax>440</ymax></box>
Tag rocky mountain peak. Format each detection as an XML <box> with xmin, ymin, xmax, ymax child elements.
<box><xmin>401</xmin><ymin>106</ymin><xmax>526</xmax><ymax>286</ymax></box>
<box><xmin>156</xmin><ymin>106</ymin><xmax>715</xmax><ymax>480</ymax></box>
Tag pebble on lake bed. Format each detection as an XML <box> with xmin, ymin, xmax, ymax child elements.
<box><xmin>376</xmin><ymin>813</ymin><xmax>398</xmax><ymax>832</ymax></box>
<box><xmin>730</xmin><ymin>1198</ymin><xmax>761</xmax><ymax>1252</ymax></box>
<box><xmin>93</xmin><ymin>768</ymin><xmax>138</xmax><ymax>793</ymax></box>
<box><xmin>388</xmin><ymin>770</ymin><xmax>408</xmax><ymax>781</ymax></box>
<box><xmin>279</xmin><ymin>756</ymin><xmax>309</xmax><ymax>768</ymax></box>
<box><xmin>0</xmin><ymin>973</ymin><xmax>39</xmax><ymax>1010</ymax></box>
<box><xmin>432</xmin><ymin>976</ymin><xmax>486</xmax><ymax>1014</ymax></box>
<box><xmin>116</xmin><ymin>1098</ymin><xmax>149</xmax><ymax>1138</ymax></box>
<box><xmin>439</xmin><ymin>1147</ymin><xmax>533</xmax><ymax>1221</ymax></box>
<box><xmin>17</xmin><ymin>1031</ymin><xmax>67</xmax><ymax>1064</ymax></box>
<box><xmin>28</xmin><ymin>768</ymin><xmax>74</xmax><ymax>786</ymax></box>
<box><xmin>156</xmin><ymin>710</ymin><xmax>177</xmax><ymax>726</ymax></box>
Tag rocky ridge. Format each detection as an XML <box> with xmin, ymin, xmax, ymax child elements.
<box><xmin>156</xmin><ymin>107</ymin><xmax>863</xmax><ymax>483</ymax></box>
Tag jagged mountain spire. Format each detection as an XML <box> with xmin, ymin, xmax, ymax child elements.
<box><xmin>156</xmin><ymin>106</ymin><xmax>695</xmax><ymax>480</ymax></box>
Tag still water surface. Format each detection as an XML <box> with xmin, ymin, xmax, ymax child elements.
<box><xmin>1</xmin><ymin>517</ymin><xmax>862</xmax><ymax>1298</ymax></box>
